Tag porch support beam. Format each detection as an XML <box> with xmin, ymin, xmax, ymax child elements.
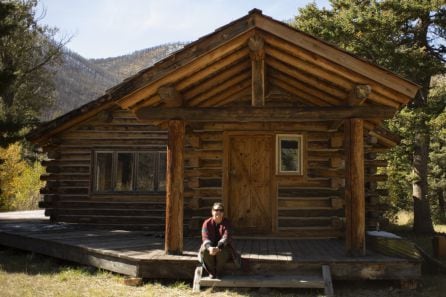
<box><xmin>344</xmin><ymin>118</ymin><xmax>366</xmax><ymax>256</ymax></box>
<box><xmin>249</xmin><ymin>35</ymin><xmax>265</xmax><ymax>106</ymax></box>
<box><xmin>165</xmin><ymin>120</ymin><xmax>185</xmax><ymax>255</ymax></box>
<box><xmin>329</xmin><ymin>84</ymin><xmax>372</xmax><ymax>132</ymax></box>
<box><xmin>135</xmin><ymin>106</ymin><xmax>396</xmax><ymax>122</ymax></box>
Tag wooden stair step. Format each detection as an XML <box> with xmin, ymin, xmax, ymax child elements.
<box><xmin>199</xmin><ymin>274</ymin><xmax>324</xmax><ymax>288</ymax></box>
<box><xmin>193</xmin><ymin>265</ymin><xmax>334</xmax><ymax>296</ymax></box>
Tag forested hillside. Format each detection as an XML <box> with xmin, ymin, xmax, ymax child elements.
<box><xmin>43</xmin><ymin>42</ymin><xmax>186</xmax><ymax>120</ymax></box>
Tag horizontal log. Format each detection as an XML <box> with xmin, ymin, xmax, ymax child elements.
<box><xmin>62</xmin><ymin>131</ymin><xmax>168</xmax><ymax>139</ymax></box>
<box><xmin>278</xmin><ymin>197</ymin><xmax>333</xmax><ymax>209</ymax></box>
<box><xmin>308</xmin><ymin>168</ymin><xmax>344</xmax><ymax>178</ymax></box>
<box><xmin>40</xmin><ymin>174</ymin><xmax>90</xmax><ymax>181</ymax></box>
<box><xmin>193</xmin><ymin>187</ymin><xmax>222</xmax><ymax>197</ymax></box>
<box><xmin>60</xmin><ymin>138</ymin><xmax>167</xmax><ymax>145</ymax></box>
<box><xmin>40</xmin><ymin>187</ymin><xmax>89</xmax><ymax>195</ymax></box>
<box><xmin>46</xmin><ymin>180</ymin><xmax>90</xmax><ymax>188</ymax></box>
<box><xmin>190</xmin><ymin>122</ymin><xmax>331</xmax><ymax>132</ymax></box>
<box><xmin>185</xmin><ymin>168</ymin><xmax>222</xmax><ymax>178</ymax></box>
<box><xmin>365</xmin><ymin>159</ymin><xmax>388</xmax><ymax>167</ymax></box>
<box><xmin>190</xmin><ymin>131</ymin><xmax>223</xmax><ymax>142</ymax></box>
<box><xmin>278</xmin><ymin>208</ymin><xmax>344</xmax><ymax>217</ymax></box>
<box><xmin>185</xmin><ymin>149</ymin><xmax>222</xmax><ymax>159</ymax></box>
<box><xmin>52</xmin><ymin>214</ymin><xmax>167</xmax><ymax>225</ymax></box>
<box><xmin>198</xmin><ymin>159</ymin><xmax>222</xmax><ymax>168</ymax></box>
<box><xmin>278</xmin><ymin>217</ymin><xmax>334</xmax><ymax>228</ymax></box>
<box><xmin>199</xmin><ymin>141</ymin><xmax>223</xmax><ymax>150</ymax></box>
<box><xmin>46</xmin><ymin>166</ymin><xmax>90</xmax><ymax>174</ymax></box>
<box><xmin>366</xmin><ymin>174</ymin><xmax>388</xmax><ymax>182</ymax></box>
<box><xmin>278</xmin><ymin>187</ymin><xmax>343</xmax><ymax>197</ymax></box>
<box><xmin>42</xmin><ymin>160</ymin><xmax>90</xmax><ymax>167</ymax></box>
<box><xmin>276</xmin><ymin>178</ymin><xmax>332</xmax><ymax>188</ymax></box>
<box><xmin>135</xmin><ymin>106</ymin><xmax>397</xmax><ymax>122</ymax></box>
<box><xmin>53</xmin><ymin>200</ymin><xmax>166</xmax><ymax>209</ymax></box>
<box><xmin>198</xmin><ymin>197</ymin><xmax>222</xmax><ymax>208</ymax></box>
<box><xmin>76</xmin><ymin>124</ymin><xmax>166</xmax><ymax>132</ymax></box>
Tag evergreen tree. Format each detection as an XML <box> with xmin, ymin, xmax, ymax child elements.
<box><xmin>0</xmin><ymin>0</ymin><xmax>65</xmax><ymax>147</ymax></box>
<box><xmin>293</xmin><ymin>0</ymin><xmax>446</xmax><ymax>233</ymax></box>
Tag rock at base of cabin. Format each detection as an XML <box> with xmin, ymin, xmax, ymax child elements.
<box><xmin>123</xmin><ymin>277</ymin><xmax>143</xmax><ymax>286</ymax></box>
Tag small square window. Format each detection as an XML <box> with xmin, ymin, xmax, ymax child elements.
<box><xmin>276</xmin><ymin>134</ymin><xmax>303</xmax><ymax>175</ymax></box>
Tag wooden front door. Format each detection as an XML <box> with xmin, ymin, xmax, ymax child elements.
<box><xmin>227</xmin><ymin>134</ymin><xmax>272</xmax><ymax>233</ymax></box>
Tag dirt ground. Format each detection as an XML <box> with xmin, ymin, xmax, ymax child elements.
<box><xmin>0</xmin><ymin>246</ymin><xmax>445</xmax><ymax>297</ymax></box>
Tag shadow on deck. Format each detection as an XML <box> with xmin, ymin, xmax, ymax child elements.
<box><xmin>0</xmin><ymin>211</ymin><xmax>421</xmax><ymax>280</ymax></box>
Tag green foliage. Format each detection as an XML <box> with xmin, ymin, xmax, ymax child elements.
<box><xmin>428</xmin><ymin>77</ymin><xmax>446</xmax><ymax>222</ymax></box>
<box><xmin>0</xmin><ymin>142</ymin><xmax>45</xmax><ymax>211</ymax></box>
<box><xmin>293</xmin><ymin>0</ymin><xmax>446</xmax><ymax>229</ymax></box>
<box><xmin>0</xmin><ymin>0</ymin><xmax>65</xmax><ymax>147</ymax></box>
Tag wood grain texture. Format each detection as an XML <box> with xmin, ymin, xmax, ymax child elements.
<box><xmin>344</xmin><ymin>119</ymin><xmax>366</xmax><ymax>256</ymax></box>
<box><xmin>135</xmin><ymin>106</ymin><xmax>397</xmax><ymax>122</ymax></box>
<box><xmin>165</xmin><ymin>120</ymin><xmax>185</xmax><ymax>254</ymax></box>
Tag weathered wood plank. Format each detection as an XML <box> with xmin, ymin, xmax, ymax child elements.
<box><xmin>199</xmin><ymin>274</ymin><xmax>325</xmax><ymax>288</ymax></box>
<box><xmin>322</xmin><ymin>265</ymin><xmax>334</xmax><ymax>297</ymax></box>
<box><xmin>135</xmin><ymin>106</ymin><xmax>397</xmax><ymax>122</ymax></box>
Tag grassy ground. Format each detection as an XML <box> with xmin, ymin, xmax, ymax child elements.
<box><xmin>1</xmin><ymin>244</ymin><xmax>446</xmax><ymax>297</ymax></box>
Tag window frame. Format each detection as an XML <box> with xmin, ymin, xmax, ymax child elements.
<box><xmin>93</xmin><ymin>150</ymin><xmax>166</xmax><ymax>194</ymax></box>
<box><xmin>275</xmin><ymin>134</ymin><xmax>303</xmax><ymax>175</ymax></box>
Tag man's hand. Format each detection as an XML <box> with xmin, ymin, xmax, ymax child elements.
<box><xmin>208</xmin><ymin>247</ymin><xmax>220</xmax><ymax>256</ymax></box>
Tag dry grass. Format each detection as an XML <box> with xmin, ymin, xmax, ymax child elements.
<box><xmin>1</xmin><ymin>246</ymin><xmax>446</xmax><ymax>297</ymax></box>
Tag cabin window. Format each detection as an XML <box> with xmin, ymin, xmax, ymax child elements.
<box><xmin>276</xmin><ymin>134</ymin><xmax>303</xmax><ymax>175</ymax></box>
<box><xmin>94</xmin><ymin>151</ymin><xmax>166</xmax><ymax>193</ymax></box>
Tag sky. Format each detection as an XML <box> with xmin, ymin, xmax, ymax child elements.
<box><xmin>36</xmin><ymin>0</ymin><xmax>331</xmax><ymax>59</ymax></box>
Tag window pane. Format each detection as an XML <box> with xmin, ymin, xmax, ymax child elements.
<box><xmin>280</xmin><ymin>139</ymin><xmax>299</xmax><ymax>172</ymax></box>
<box><xmin>96</xmin><ymin>152</ymin><xmax>113</xmax><ymax>192</ymax></box>
<box><xmin>136</xmin><ymin>153</ymin><xmax>155</xmax><ymax>191</ymax></box>
<box><xmin>115</xmin><ymin>153</ymin><xmax>134</xmax><ymax>191</ymax></box>
<box><xmin>158</xmin><ymin>152</ymin><xmax>167</xmax><ymax>191</ymax></box>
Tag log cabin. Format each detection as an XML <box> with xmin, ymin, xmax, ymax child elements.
<box><xmin>28</xmin><ymin>9</ymin><xmax>420</xmax><ymax>258</ymax></box>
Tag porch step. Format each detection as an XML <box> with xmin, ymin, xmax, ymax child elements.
<box><xmin>193</xmin><ymin>265</ymin><xmax>334</xmax><ymax>296</ymax></box>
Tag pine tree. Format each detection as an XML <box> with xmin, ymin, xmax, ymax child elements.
<box><xmin>293</xmin><ymin>0</ymin><xmax>446</xmax><ymax>233</ymax></box>
<box><xmin>0</xmin><ymin>0</ymin><xmax>66</xmax><ymax>147</ymax></box>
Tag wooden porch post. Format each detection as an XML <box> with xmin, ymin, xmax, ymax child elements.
<box><xmin>344</xmin><ymin>118</ymin><xmax>366</xmax><ymax>256</ymax></box>
<box><xmin>165</xmin><ymin>120</ymin><xmax>185</xmax><ymax>255</ymax></box>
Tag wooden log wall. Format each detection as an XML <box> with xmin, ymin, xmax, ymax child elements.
<box><xmin>39</xmin><ymin>107</ymin><xmax>390</xmax><ymax>235</ymax></box>
<box><xmin>39</xmin><ymin>108</ymin><xmax>172</xmax><ymax>231</ymax></box>
<box><xmin>185</xmin><ymin>121</ymin><xmax>390</xmax><ymax>238</ymax></box>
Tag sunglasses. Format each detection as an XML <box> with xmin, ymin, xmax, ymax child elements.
<box><xmin>213</xmin><ymin>208</ymin><xmax>224</xmax><ymax>212</ymax></box>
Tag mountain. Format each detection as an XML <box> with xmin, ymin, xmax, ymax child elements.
<box><xmin>44</xmin><ymin>42</ymin><xmax>186</xmax><ymax>120</ymax></box>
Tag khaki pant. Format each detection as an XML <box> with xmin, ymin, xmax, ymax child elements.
<box><xmin>202</xmin><ymin>246</ymin><xmax>231</xmax><ymax>276</ymax></box>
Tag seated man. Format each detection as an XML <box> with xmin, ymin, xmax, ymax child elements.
<box><xmin>198</xmin><ymin>202</ymin><xmax>240</xmax><ymax>278</ymax></box>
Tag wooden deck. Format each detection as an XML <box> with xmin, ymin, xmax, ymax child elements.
<box><xmin>0</xmin><ymin>211</ymin><xmax>421</xmax><ymax>280</ymax></box>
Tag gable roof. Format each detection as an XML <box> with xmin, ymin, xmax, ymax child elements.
<box><xmin>28</xmin><ymin>9</ymin><xmax>420</xmax><ymax>145</ymax></box>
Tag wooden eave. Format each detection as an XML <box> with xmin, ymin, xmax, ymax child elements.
<box><xmin>27</xmin><ymin>9</ymin><xmax>420</xmax><ymax>145</ymax></box>
<box><xmin>26</xmin><ymin>94</ymin><xmax>115</xmax><ymax>145</ymax></box>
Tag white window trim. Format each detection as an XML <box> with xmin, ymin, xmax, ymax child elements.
<box><xmin>276</xmin><ymin>134</ymin><xmax>303</xmax><ymax>175</ymax></box>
